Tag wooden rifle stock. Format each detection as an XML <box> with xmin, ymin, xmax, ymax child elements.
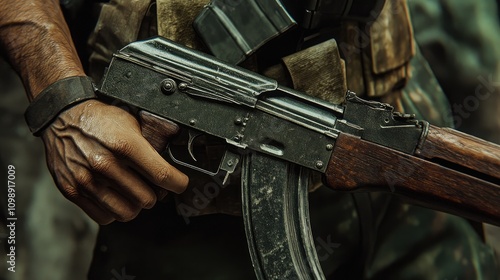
<box><xmin>325</xmin><ymin>126</ymin><xmax>500</xmax><ymax>226</ymax></box>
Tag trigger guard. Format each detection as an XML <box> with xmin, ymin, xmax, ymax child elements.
<box><xmin>187</xmin><ymin>130</ymin><xmax>204</xmax><ymax>162</ymax></box>
<box><xmin>166</xmin><ymin>146</ymin><xmax>217</xmax><ymax>176</ymax></box>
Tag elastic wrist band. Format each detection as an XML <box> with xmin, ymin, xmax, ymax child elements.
<box><xmin>25</xmin><ymin>76</ymin><xmax>96</xmax><ymax>136</ymax></box>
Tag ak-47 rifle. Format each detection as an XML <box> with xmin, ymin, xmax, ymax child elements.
<box><xmin>96</xmin><ymin>37</ymin><xmax>500</xmax><ymax>280</ymax></box>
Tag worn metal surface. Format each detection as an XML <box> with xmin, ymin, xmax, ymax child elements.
<box><xmin>98</xmin><ymin>38</ymin><xmax>343</xmax><ymax>173</ymax></box>
<box><xmin>99</xmin><ymin>37</ymin><xmax>426</xmax><ymax>174</ymax></box>
<box><xmin>241</xmin><ymin>152</ymin><xmax>324</xmax><ymax>280</ymax></box>
<box><xmin>340</xmin><ymin>91</ymin><xmax>427</xmax><ymax>154</ymax></box>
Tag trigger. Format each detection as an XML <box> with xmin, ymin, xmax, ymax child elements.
<box><xmin>187</xmin><ymin>130</ymin><xmax>203</xmax><ymax>162</ymax></box>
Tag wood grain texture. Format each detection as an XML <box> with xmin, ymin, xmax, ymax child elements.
<box><xmin>325</xmin><ymin>133</ymin><xmax>500</xmax><ymax>226</ymax></box>
<box><xmin>139</xmin><ymin>110</ymin><xmax>180</xmax><ymax>152</ymax></box>
<box><xmin>416</xmin><ymin>125</ymin><xmax>500</xmax><ymax>180</ymax></box>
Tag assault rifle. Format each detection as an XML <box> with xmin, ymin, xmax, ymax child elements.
<box><xmin>97</xmin><ymin>37</ymin><xmax>500</xmax><ymax>279</ymax></box>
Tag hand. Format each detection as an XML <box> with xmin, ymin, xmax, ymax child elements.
<box><xmin>41</xmin><ymin>99</ymin><xmax>189</xmax><ymax>225</ymax></box>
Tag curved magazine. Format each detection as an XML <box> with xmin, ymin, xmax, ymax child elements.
<box><xmin>242</xmin><ymin>152</ymin><xmax>325</xmax><ymax>279</ymax></box>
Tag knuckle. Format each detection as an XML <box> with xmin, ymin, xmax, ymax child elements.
<box><xmin>60</xmin><ymin>186</ymin><xmax>81</xmax><ymax>202</ymax></box>
<box><xmin>111</xmin><ymin>138</ymin><xmax>134</xmax><ymax>156</ymax></box>
<box><xmin>74</xmin><ymin>172</ymin><xmax>94</xmax><ymax>189</ymax></box>
<box><xmin>153</xmin><ymin>168</ymin><xmax>172</xmax><ymax>186</ymax></box>
<box><xmin>97</xmin><ymin>193</ymin><xmax>140</xmax><ymax>222</ymax></box>
<box><xmin>140</xmin><ymin>195</ymin><xmax>157</xmax><ymax>209</ymax></box>
<box><xmin>88</xmin><ymin>153</ymin><xmax>114</xmax><ymax>174</ymax></box>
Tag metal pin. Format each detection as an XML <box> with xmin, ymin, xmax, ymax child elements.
<box><xmin>315</xmin><ymin>161</ymin><xmax>324</xmax><ymax>169</ymax></box>
<box><xmin>161</xmin><ymin>78</ymin><xmax>176</xmax><ymax>94</ymax></box>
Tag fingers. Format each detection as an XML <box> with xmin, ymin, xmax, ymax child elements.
<box><xmin>70</xmin><ymin>195</ymin><xmax>115</xmax><ymax>225</ymax></box>
<box><xmin>59</xmin><ymin>173</ymin><xmax>142</xmax><ymax>224</ymax></box>
<box><xmin>115</xmin><ymin>133</ymin><xmax>189</xmax><ymax>194</ymax></box>
<box><xmin>72</xmin><ymin>167</ymin><xmax>169</xmax><ymax>224</ymax></box>
<box><xmin>89</xmin><ymin>184</ymin><xmax>140</xmax><ymax>222</ymax></box>
<box><xmin>41</xmin><ymin>101</ymin><xmax>188</xmax><ymax>224</ymax></box>
<box><xmin>152</xmin><ymin>186</ymin><xmax>169</xmax><ymax>201</ymax></box>
<box><xmin>93</xmin><ymin>157</ymin><xmax>157</xmax><ymax>209</ymax></box>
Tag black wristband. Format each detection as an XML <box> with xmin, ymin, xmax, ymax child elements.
<box><xmin>24</xmin><ymin>76</ymin><xmax>96</xmax><ymax>136</ymax></box>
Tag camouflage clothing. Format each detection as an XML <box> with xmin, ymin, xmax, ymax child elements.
<box><xmin>409</xmin><ymin>0</ymin><xmax>500</xmax><ymax>268</ymax></box>
<box><xmin>85</xmin><ymin>0</ymin><xmax>499</xmax><ymax>279</ymax></box>
<box><xmin>409</xmin><ymin>0</ymin><xmax>500</xmax><ymax>143</ymax></box>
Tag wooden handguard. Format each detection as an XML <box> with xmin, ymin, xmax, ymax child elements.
<box><xmin>325</xmin><ymin>131</ymin><xmax>500</xmax><ymax>226</ymax></box>
<box><xmin>416</xmin><ymin>125</ymin><xmax>500</xmax><ymax>180</ymax></box>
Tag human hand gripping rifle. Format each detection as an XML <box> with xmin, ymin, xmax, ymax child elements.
<box><xmin>96</xmin><ymin>37</ymin><xmax>500</xmax><ymax>279</ymax></box>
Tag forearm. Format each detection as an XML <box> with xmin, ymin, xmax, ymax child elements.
<box><xmin>0</xmin><ymin>0</ymin><xmax>84</xmax><ymax>100</ymax></box>
<box><xmin>0</xmin><ymin>1</ymin><xmax>189</xmax><ymax>225</ymax></box>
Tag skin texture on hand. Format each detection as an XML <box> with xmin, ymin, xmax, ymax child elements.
<box><xmin>0</xmin><ymin>0</ymin><xmax>84</xmax><ymax>98</ymax></box>
<box><xmin>42</xmin><ymin>100</ymin><xmax>188</xmax><ymax>224</ymax></box>
<box><xmin>0</xmin><ymin>0</ymin><xmax>189</xmax><ymax>224</ymax></box>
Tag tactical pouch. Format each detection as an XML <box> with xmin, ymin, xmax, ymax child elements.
<box><xmin>263</xmin><ymin>39</ymin><xmax>348</xmax><ymax>105</ymax></box>
<box><xmin>156</xmin><ymin>0</ymin><xmax>207</xmax><ymax>49</ymax></box>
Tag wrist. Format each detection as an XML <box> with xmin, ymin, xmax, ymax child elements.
<box><xmin>25</xmin><ymin>76</ymin><xmax>97</xmax><ymax>136</ymax></box>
